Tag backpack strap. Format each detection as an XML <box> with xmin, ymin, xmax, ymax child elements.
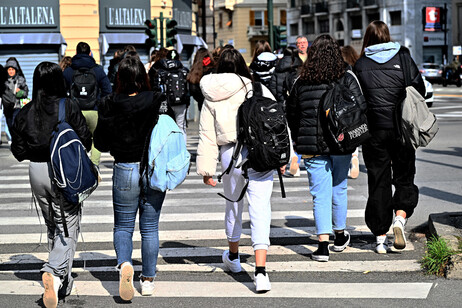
<box><xmin>217</xmin><ymin>161</ymin><xmax>249</xmax><ymax>203</ymax></box>
<box><xmin>398</xmin><ymin>50</ymin><xmax>411</xmax><ymax>87</ymax></box>
<box><xmin>252</xmin><ymin>82</ymin><xmax>263</xmax><ymax>97</ymax></box>
<box><xmin>58</xmin><ymin>98</ymin><xmax>66</xmax><ymax>123</ymax></box>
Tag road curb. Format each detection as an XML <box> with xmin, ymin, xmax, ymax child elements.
<box><xmin>428</xmin><ymin>212</ymin><xmax>462</xmax><ymax>279</ymax></box>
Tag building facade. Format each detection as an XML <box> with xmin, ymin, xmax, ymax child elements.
<box><xmin>0</xmin><ymin>0</ymin><xmax>202</xmax><ymax>91</ymax></box>
<box><xmin>213</xmin><ymin>0</ymin><xmax>287</xmax><ymax>63</ymax></box>
<box><xmin>287</xmin><ymin>0</ymin><xmax>453</xmax><ymax>65</ymax></box>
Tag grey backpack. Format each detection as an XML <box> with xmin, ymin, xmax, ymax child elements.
<box><xmin>398</xmin><ymin>51</ymin><xmax>438</xmax><ymax>150</ymax></box>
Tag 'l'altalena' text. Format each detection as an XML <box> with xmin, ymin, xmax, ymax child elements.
<box><xmin>0</xmin><ymin>6</ymin><xmax>55</xmax><ymax>26</ymax></box>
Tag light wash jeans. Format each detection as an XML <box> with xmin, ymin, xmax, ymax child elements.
<box><xmin>113</xmin><ymin>162</ymin><xmax>166</xmax><ymax>278</ymax></box>
<box><xmin>220</xmin><ymin>143</ymin><xmax>274</xmax><ymax>251</ymax></box>
<box><xmin>304</xmin><ymin>154</ymin><xmax>351</xmax><ymax>235</ymax></box>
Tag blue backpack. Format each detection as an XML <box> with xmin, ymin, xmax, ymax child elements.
<box><xmin>147</xmin><ymin>114</ymin><xmax>190</xmax><ymax>192</ymax></box>
<box><xmin>50</xmin><ymin>99</ymin><xmax>98</xmax><ymax>234</ymax></box>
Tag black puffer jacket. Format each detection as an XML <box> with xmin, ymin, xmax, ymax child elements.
<box><xmin>11</xmin><ymin>97</ymin><xmax>91</xmax><ymax>162</ymax></box>
<box><xmin>286</xmin><ymin>71</ymin><xmax>366</xmax><ymax>155</ymax></box>
<box><xmin>354</xmin><ymin>47</ymin><xmax>425</xmax><ymax>130</ymax></box>
<box><xmin>269</xmin><ymin>55</ymin><xmax>302</xmax><ymax>105</ymax></box>
<box><xmin>94</xmin><ymin>91</ymin><xmax>164</xmax><ymax>163</ymax></box>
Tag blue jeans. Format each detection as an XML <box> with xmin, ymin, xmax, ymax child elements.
<box><xmin>304</xmin><ymin>155</ymin><xmax>351</xmax><ymax>235</ymax></box>
<box><xmin>113</xmin><ymin>162</ymin><xmax>166</xmax><ymax>278</ymax></box>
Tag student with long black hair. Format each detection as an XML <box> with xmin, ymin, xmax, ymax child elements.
<box><xmin>94</xmin><ymin>57</ymin><xmax>167</xmax><ymax>300</ymax></box>
<box><xmin>11</xmin><ymin>62</ymin><xmax>91</xmax><ymax>308</ymax></box>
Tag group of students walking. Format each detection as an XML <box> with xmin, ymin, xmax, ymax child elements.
<box><xmin>3</xmin><ymin>20</ymin><xmax>425</xmax><ymax>306</ymax></box>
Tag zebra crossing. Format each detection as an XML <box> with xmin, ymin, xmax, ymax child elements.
<box><xmin>0</xmin><ymin>136</ymin><xmax>434</xmax><ymax>302</ymax></box>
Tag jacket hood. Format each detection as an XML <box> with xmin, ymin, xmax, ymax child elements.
<box><xmin>71</xmin><ymin>54</ymin><xmax>97</xmax><ymax>69</ymax></box>
<box><xmin>274</xmin><ymin>55</ymin><xmax>302</xmax><ymax>73</ymax></box>
<box><xmin>5</xmin><ymin>59</ymin><xmax>19</xmax><ymax>70</ymax></box>
<box><xmin>156</xmin><ymin>59</ymin><xmax>184</xmax><ymax>70</ymax></box>
<box><xmin>365</xmin><ymin>42</ymin><xmax>401</xmax><ymax>64</ymax></box>
<box><xmin>200</xmin><ymin>73</ymin><xmax>252</xmax><ymax>102</ymax></box>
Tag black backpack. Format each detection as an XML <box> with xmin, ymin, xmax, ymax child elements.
<box><xmin>319</xmin><ymin>70</ymin><xmax>370</xmax><ymax>153</ymax></box>
<box><xmin>70</xmin><ymin>67</ymin><xmax>99</xmax><ymax>110</ymax></box>
<box><xmin>158</xmin><ymin>61</ymin><xmax>188</xmax><ymax>106</ymax></box>
<box><xmin>218</xmin><ymin>82</ymin><xmax>290</xmax><ymax>202</ymax></box>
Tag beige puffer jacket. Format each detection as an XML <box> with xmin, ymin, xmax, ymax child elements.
<box><xmin>196</xmin><ymin>73</ymin><xmax>275</xmax><ymax>176</ymax></box>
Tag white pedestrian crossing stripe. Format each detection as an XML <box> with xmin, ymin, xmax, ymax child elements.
<box><xmin>0</xmin><ymin>145</ymin><xmax>432</xmax><ymax>300</ymax></box>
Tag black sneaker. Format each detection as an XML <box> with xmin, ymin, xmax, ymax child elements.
<box><xmin>311</xmin><ymin>241</ymin><xmax>329</xmax><ymax>262</ymax></box>
<box><xmin>333</xmin><ymin>230</ymin><xmax>350</xmax><ymax>252</ymax></box>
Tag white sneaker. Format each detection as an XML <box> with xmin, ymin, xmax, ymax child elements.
<box><xmin>222</xmin><ymin>250</ymin><xmax>242</xmax><ymax>273</ymax></box>
<box><xmin>393</xmin><ymin>216</ymin><xmax>407</xmax><ymax>250</ymax></box>
<box><xmin>375</xmin><ymin>235</ymin><xmax>389</xmax><ymax>254</ymax></box>
<box><xmin>254</xmin><ymin>273</ymin><xmax>271</xmax><ymax>292</ymax></box>
<box><xmin>140</xmin><ymin>277</ymin><xmax>155</xmax><ymax>296</ymax></box>
<box><xmin>119</xmin><ymin>262</ymin><xmax>135</xmax><ymax>301</ymax></box>
<box><xmin>42</xmin><ymin>272</ymin><xmax>61</xmax><ymax>308</ymax></box>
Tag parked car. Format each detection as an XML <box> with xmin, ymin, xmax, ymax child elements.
<box><xmin>423</xmin><ymin>76</ymin><xmax>434</xmax><ymax>108</ymax></box>
<box><xmin>418</xmin><ymin>63</ymin><xmax>443</xmax><ymax>84</ymax></box>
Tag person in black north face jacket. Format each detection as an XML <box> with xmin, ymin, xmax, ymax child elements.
<box><xmin>353</xmin><ymin>21</ymin><xmax>425</xmax><ymax>254</ymax></box>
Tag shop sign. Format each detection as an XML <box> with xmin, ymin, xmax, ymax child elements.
<box><xmin>424</xmin><ymin>7</ymin><xmax>442</xmax><ymax>32</ymax></box>
<box><xmin>423</xmin><ymin>32</ymin><xmax>445</xmax><ymax>46</ymax></box>
<box><xmin>100</xmin><ymin>0</ymin><xmax>150</xmax><ymax>32</ymax></box>
<box><xmin>0</xmin><ymin>0</ymin><xmax>59</xmax><ymax>31</ymax></box>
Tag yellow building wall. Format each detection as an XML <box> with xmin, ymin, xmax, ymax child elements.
<box><xmin>60</xmin><ymin>0</ymin><xmax>100</xmax><ymax>62</ymax></box>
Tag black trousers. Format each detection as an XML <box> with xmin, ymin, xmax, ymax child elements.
<box><xmin>362</xmin><ymin>129</ymin><xmax>419</xmax><ymax>236</ymax></box>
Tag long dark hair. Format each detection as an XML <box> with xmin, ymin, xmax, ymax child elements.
<box><xmin>360</xmin><ymin>20</ymin><xmax>391</xmax><ymax>57</ymax></box>
<box><xmin>283</xmin><ymin>46</ymin><xmax>301</xmax><ymax>66</ymax></box>
<box><xmin>341</xmin><ymin>45</ymin><xmax>359</xmax><ymax>66</ymax></box>
<box><xmin>216</xmin><ymin>48</ymin><xmax>252</xmax><ymax>80</ymax></box>
<box><xmin>299</xmin><ymin>34</ymin><xmax>344</xmax><ymax>84</ymax></box>
<box><xmin>116</xmin><ymin>57</ymin><xmax>151</xmax><ymax>94</ymax></box>
<box><xmin>187</xmin><ymin>48</ymin><xmax>214</xmax><ymax>84</ymax></box>
<box><xmin>32</xmin><ymin>62</ymin><xmax>67</xmax><ymax>128</ymax></box>
<box><xmin>251</xmin><ymin>40</ymin><xmax>272</xmax><ymax>63</ymax></box>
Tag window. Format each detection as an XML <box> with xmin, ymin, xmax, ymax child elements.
<box><xmin>390</xmin><ymin>11</ymin><xmax>401</xmax><ymax>25</ymax></box>
<box><xmin>290</xmin><ymin>23</ymin><xmax>299</xmax><ymax>36</ymax></box>
<box><xmin>351</xmin><ymin>15</ymin><xmax>362</xmax><ymax>29</ymax></box>
<box><xmin>250</xmin><ymin>10</ymin><xmax>267</xmax><ymax>27</ymax></box>
<box><xmin>368</xmin><ymin>13</ymin><xmax>380</xmax><ymax>24</ymax></box>
<box><xmin>280</xmin><ymin>10</ymin><xmax>287</xmax><ymax>25</ymax></box>
<box><xmin>218</xmin><ymin>12</ymin><xmax>223</xmax><ymax>29</ymax></box>
<box><xmin>319</xmin><ymin>19</ymin><xmax>329</xmax><ymax>33</ymax></box>
<box><xmin>303</xmin><ymin>20</ymin><xmax>315</xmax><ymax>35</ymax></box>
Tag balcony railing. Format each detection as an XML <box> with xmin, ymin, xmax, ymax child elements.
<box><xmin>301</xmin><ymin>5</ymin><xmax>312</xmax><ymax>15</ymax></box>
<box><xmin>315</xmin><ymin>2</ymin><xmax>328</xmax><ymax>13</ymax></box>
<box><xmin>346</xmin><ymin>0</ymin><xmax>360</xmax><ymax>9</ymax></box>
<box><xmin>247</xmin><ymin>26</ymin><xmax>268</xmax><ymax>39</ymax></box>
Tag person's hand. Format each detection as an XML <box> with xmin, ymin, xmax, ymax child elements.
<box><xmin>279</xmin><ymin>165</ymin><xmax>287</xmax><ymax>174</ymax></box>
<box><xmin>15</xmin><ymin>88</ymin><xmax>20</xmax><ymax>93</ymax></box>
<box><xmin>203</xmin><ymin>176</ymin><xmax>217</xmax><ymax>187</ymax></box>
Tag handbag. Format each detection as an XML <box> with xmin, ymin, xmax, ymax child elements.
<box><xmin>397</xmin><ymin>51</ymin><xmax>438</xmax><ymax>150</ymax></box>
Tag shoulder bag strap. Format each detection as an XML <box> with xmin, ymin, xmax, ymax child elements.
<box><xmin>398</xmin><ymin>50</ymin><xmax>411</xmax><ymax>87</ymax></box>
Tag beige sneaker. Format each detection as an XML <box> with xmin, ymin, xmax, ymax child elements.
<box><xmin>349</xmin><ymin>155</ymin><xmax>359</xmax><ymax>179</ymax></box>
<box><xmin>119</xmin><ymin>262</ymin><xmax>135</xmax><ymax>301</ymax></box>
<box><xmin>393</xmin><ymin>216</ymin><xmax>407</xmax><ymax>250</ymax></box>
<box><xmin>42</xmin><ymin>272</ymin><xmax>61</xmax><ymax>308</ymax></box>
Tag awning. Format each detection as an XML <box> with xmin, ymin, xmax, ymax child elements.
<box><xmin>0</xmin><ymin>33</ymin><xmax>67</xmax><ymax>55</ymax></box>
<box><xmin>99</xmin><ymin>33</ymin><xmax>148</xmax><ymax>55</ymax></box>
<box><xmin>176</xmin><ymin>34</ymin><xmax>208</xmax><ymax>53</ymax></box>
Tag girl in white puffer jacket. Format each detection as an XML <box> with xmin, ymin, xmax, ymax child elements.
<box><xmin>197</xmin><ymin>48</ymin><xmax>275</xmax><ymax>293</ymax></box>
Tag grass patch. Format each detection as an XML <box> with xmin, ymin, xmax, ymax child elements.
<box><xmin>421</xmin><ymin>235</ymin><xmax>454</xmax><ymax>276</ymax></box>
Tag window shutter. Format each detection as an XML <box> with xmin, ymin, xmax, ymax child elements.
<box><xmin>281</xmin><ymin>10</ymin><xmax>287</xmax><ymax>25</ymax></box>
<box><xmin>264</xmin><ymin>10</ymin><xmax>268</xmax><ymax>26</ymax></box>
<box><xmin>249</xmin><ymin>10</ymin><xmax>255</xmax><ymax>26</ymax></box>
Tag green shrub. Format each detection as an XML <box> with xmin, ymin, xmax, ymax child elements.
<box><xmin>421</xmin><ymin>235</ymin><xmax>454</xmax><ymax>276</ymax></box>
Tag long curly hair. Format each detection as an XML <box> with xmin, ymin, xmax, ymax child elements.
<box><xmin>299</xmin><ymin>35</ymin><xmax>345</xmax><ymax>84</ymax></box>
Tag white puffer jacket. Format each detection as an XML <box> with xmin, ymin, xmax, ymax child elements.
<box><xmin>196</xmin><ymin>73</ymin><xmax>275</xmax><ymax>176</ymax></box>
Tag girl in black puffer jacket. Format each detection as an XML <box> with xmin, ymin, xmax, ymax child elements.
<box><xmin>353</xmin><ymin>21</ymin><xmax>425</xmax><ymax>254</ymax></box>
<box><xmin>286</xmin><ymin>35</ymin><xmax>366</xmax><ymax>262</ymax></box>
